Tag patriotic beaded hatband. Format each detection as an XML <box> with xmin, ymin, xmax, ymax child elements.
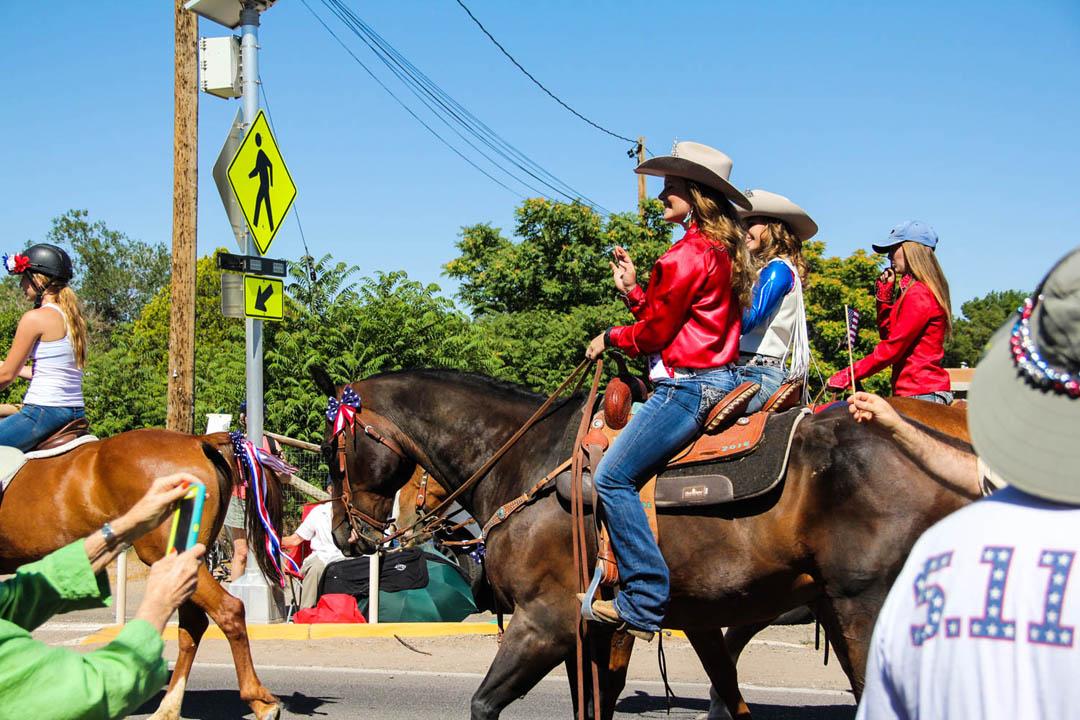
<box><xmin>1010</xmin><ymin>294</ymin><xmax>1080</xmax><ymax>398</ymax></box>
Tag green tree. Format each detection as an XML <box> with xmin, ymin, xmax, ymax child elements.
<box><xmin>84</xmin><ymin>249</ymin><xmax>244</xmax><ymax>435</ymax></box>
<box><xmin>46</xmin><ymin>210</ymin><xmax>171</xmax><ymax>333</ymax></box>
<box><xmin>265</xmin><ymin>270</ymin><xmax>495</xmax><ymax>442</ymax></box>
<box><xmin>445</xmin><ymin>199</ymin><xmax>672</xmax><ymax>392</ymax></box>
<box><xmin>944</xmin><ymin>289</ymin><xmax>1027</xmax><ymax>367</ymax></box>
<box><xmin>445</xmin><ymin>199</ymin><xmax>671</xmax><ymax>316</ymax></box>
<box><xmin>802</xmin><ymin>241</ymin><xmax>892</xmax><ymax>394</ymax></box>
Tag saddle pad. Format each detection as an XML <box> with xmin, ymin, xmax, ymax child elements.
<box><xmin>0</xmin><ymin>447</ymin><xmax>26</xmax><ymax>493</ymax></box>
<box><xmin>556</xmin><ymin>407</ymin><xmax>808</xmax><ymax>510</ymax></box>
<box><xmin>24</xmin><ymin>434</ymin><xmax>99</xmax><ymax>460</ymax></box>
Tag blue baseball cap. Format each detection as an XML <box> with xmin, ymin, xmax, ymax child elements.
<box><xmin>872</xmin><ymin>220</ymin><xmax>938</xmax><ymax>254</ymax></box>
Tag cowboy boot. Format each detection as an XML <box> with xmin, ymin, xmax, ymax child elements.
<box><xmin>575</xmin><ymin>593</ymin><xmax>654</xmax><ymax>642</ymax></box>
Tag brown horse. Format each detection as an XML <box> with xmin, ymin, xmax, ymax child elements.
<box><xmin>313</xmin><ymin>367</ymin><xmax>972</xmax><ymax>719</ymax></box>
<box><xmin>0</xmin><ymin>429</ymin><xmax>285</xmax><ymax>720</ymax></box>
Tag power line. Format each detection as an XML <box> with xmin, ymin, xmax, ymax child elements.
<box><xmin>303</xmin><ymin>0</ymin><xmax>610</xmax><ymax>214</ymax></box>
<box><xmin>319</xmin><ymin>0</ymin><xmax>606</xmax><ymax>211</ymax></box>
<box><xmin>300</xmin><ymin>0</ymin><xmax>527</xmax><ymax>201</ymax></box>
<box><xmin>452</xmin><ymin>0</ymin><xmax>638</xmax><ymax>149</ymax></box>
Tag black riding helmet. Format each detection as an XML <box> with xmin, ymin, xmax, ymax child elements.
<box><xmin>20</xmin><ymin>243</ymin><xmax>74</xmax><ymax>282</ymax></box>
<box><xmin>4</xmin><ymin>243</ymin><xmax>74</xmax><ymax>308</ymax></box>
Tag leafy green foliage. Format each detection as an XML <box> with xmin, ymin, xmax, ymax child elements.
<box><xmin>944</xmin><ymin>289</ymin><xmax>1027</xmax><ymax>367</ymax></box>
<box><xmin>802</xmin><ymin>241</ymin><xmax>892</xmax><ymax>394</ymax></box>
<box><xmin>46</xmin><ymin>210</ymin><xmax>171</xmax><ymax>333</ymax></box>
<box><xmin>16</xmin><ymin>204</ymin><xmax>1019</xmax><ymax>445</ymax></box>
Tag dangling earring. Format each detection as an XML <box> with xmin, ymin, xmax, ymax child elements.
<box><xmin>683</xmin><ymin>208</ymin><xmax>694</xmax><ymax>226</ymax></box>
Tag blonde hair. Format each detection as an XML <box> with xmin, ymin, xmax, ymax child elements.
<box><xmin>29</xmin><ymin>272</ymin><xmax>88</xmax><ymax>368</ymax></box>
<box><xmin>752</xmin><ymin>221</ymin><xmax>807</xmax><ymax>284</ymax></box>
<box><xmin>901</xmin><ymin>242</ymin><xmax>953</xmax><ymax>335</ymax></box>
<box><xmin>685</xmin><ymin>181</ymin><xmax>755</xmax><ymax>309</ymax></box>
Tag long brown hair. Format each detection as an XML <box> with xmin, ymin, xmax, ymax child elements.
<box><xmin>751</xmin><ymin>220</ymin><xmax>807</xmax><ymax>284</ymax></box>
<box><xmin>901</xmin><ymin>241</ymin><xmax>952</xmax><ymax>335</ymax></box>
<box><xmin>29</xmin><ymin>272</ymin><xmax>88</xmax><ymax>369</ymax></box>
<box><xmin>686</xmin><ymin>180</ymin><xmax>754</xmax><ymax>309</ymax></box>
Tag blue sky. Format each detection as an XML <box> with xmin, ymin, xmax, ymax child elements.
<box><xmin>2</xmin><ymin>1</ymin><xmax>1078</xmax><ymax>309</ymax></box>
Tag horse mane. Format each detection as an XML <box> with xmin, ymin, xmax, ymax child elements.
<box><xmin>363</xmin><ymin>367</ymin><xmax>553</xmax><ymax>403</ymax></box>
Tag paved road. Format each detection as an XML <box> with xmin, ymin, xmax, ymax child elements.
<box><xmin>127</xmin><ymin>663</ymin><xmax>856</xmax><ymax>719</ymax></box>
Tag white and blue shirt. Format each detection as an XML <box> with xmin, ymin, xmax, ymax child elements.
<box><xmin>858</xmin><ymin>487</ymin><xmax>1080</xmax><ymax>719</ymax></box>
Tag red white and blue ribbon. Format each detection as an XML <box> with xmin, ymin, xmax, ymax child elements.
<box><xmin>230</xmin><ymin>432</ymin><xmax>301</xmax><ymax>586</ymax></box>
<box><xmin>326</xmin><ymin>386</ymin><xmax>362</xmax><ymax>437</ymax></box>
<box><xmin>3</xmin><ymin>253</ymin><xmax>29</xmax><ymax>275</ymax></box>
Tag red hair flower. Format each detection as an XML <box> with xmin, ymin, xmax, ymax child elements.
<box><xmin>3</xmin><ymin>254</ymin><xmax>29</xmax><ymax>274</ymax></box>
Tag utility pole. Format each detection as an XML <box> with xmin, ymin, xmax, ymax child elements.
<box><xmin>167</xmin><ymin>0</ymin><xmax>198</xmax><ymax>433</ymax></box>
<box><xmin>637</xmin><ymin>136</ymin><xmax>646</xmax><ymax>215</ymax></box>
<box><xmin>241</xmin><ymin>1</ymin><xmax>264</xmax><ymax>448</ymax></box>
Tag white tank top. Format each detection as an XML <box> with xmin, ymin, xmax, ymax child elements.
<box><xmin>23</xmin><ymin>304</ymin><xmax>84</xmax><ymax>408</ymax></box>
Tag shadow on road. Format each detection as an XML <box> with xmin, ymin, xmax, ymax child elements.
<box><xmin>616</xmin><ymin>690</ymin><xmax>856</xmax><ymax>719</ymax></box>
<box><xmin>135</xmin><ymin>689</ymin><xmax>338</xmax><ymax>718</ymax></box>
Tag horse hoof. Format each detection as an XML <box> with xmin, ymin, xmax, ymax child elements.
<box><xmin>254</xmin><ymin>702</ymin><xmax>281</xmax><ymax>720</ymax></box>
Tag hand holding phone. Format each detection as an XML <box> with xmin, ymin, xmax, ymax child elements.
<box><xmin>610</xmin><ymin>246</ymin><xmax>637</xmax><ymax>294</ymax></box>
<box><xmin>166</xmin><ymin>481</ymin><xmax>206</xmax><ymax>554</ymax></box>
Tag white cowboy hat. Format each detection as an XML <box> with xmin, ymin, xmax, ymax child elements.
<box><xmin>635</xmin><ymin>141</ymin><xmax>751</xmax><ymax>210</ymax></box>
<box><xmin>737</xmin><ymin>189</ymin><xmax>818</xmax><ymax>241</ymax></box>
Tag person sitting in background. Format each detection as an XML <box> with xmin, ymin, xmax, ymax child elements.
<box><xmin>0</xmin><ymin>473</ymin><xmax>205</xmax><ymax>720</ymax></box>
<box><xmin>282</xmin><ymin>491</ymin><xmax>346</xmax><ymax>610</ymax></box>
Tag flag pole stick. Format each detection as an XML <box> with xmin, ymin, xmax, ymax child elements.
<box><xmin>845</xmin><ymin>304</ymin><xmax>857</xmax><ymax>394</ymax></box>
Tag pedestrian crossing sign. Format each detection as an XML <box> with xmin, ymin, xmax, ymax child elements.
<box><xmin>244</xmin><ymin>274</ymin><xmax>284</xmax><ymax>321</ymax></box>
<box><xmin>227</xmin><ymin>110</ymin><xmax>297</xmax><ymax>255</ymax></box>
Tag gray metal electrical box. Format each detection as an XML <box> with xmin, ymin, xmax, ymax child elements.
<box><xmin>199</xmin><ymin>36</ymin><xmax>242</xmax><ymax>99</ymax></box>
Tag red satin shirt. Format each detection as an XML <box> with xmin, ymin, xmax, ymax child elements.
<box><xmin>607</xmin><ymin>225</ymin><xmax>741</xmax><ymax>373</ymax></box>
<box><xmin>852</xmin><ymin>276</ymin><xmax>951</xmax><ymax>395</ymax></box>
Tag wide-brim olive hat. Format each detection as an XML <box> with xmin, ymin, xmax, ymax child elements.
<box><xmin>737</xmin><ymin>189</ymin><xmax>818</xmax><ymax>241</ymax></box>
<box><xmin>635</xmin><ymin>141</ymin><xmax>751</xmax><ymax>210</ymax></box>
<box><xmin>969</xmin><ymin>246</ymin><xmax>1080</xmax><ymax>504</ymax></box>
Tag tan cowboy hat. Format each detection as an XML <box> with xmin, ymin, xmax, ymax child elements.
<box><xmin>635</xmin><ymin>141</ymin><xmax>751</xmax><ymax>210</ymax></box>
<box><xmin>737</xmin><ymin>189</ymin><xmax>818</xmax><ymax>241</ymax></box>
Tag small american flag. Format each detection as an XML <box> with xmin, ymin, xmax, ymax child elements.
<box><xmin>846</xmin><ymin>306</ymin><xmax>861</xmax><ymax>346</ymax></box>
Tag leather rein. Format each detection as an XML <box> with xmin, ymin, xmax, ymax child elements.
<box><xmin>329</xmin><ymin>359</ymin><xmax>594</xmax><ymax>550</ymax></box>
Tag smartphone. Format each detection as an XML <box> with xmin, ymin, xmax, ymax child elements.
<box><xmin>166</xmin><ymin>481</ymin><xmax>206</xmax><ymax>554</ymax></box>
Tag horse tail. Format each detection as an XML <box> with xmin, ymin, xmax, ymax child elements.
<box><xmin>199</xmin><ymin>432</ymin><xmax>287</xmax><ymax>582</ymax></box>
<box><xmin>199</xmin><ymin>435</ymin><xmax>235</xmax><ymax>540</ymax></box>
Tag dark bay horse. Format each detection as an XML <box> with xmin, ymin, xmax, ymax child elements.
<box><xmin>314</xmin><ymin>368</ymin><xmax>971</xmax><ymax>719</ymax></box>
<box><xmin>0</xmin><ymin>429</ymin><xmax>285</xmax><ymax>720</ymax></box>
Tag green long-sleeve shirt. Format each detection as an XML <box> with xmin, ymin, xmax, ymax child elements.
<box><xmin>0</xmin><ymin>541</ymin><xmax>168</xmax><ymax>720</ymax></box>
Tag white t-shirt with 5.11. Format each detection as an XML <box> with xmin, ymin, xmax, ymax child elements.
<box><xmin>858</xmin><ymin>487</ymin><xmax>1080</xmax><ymax>719</ymax></box>
<box><xmin>294</xmin><ymin>503</ymin><xmax>346</xmax><ymax>567</ymax></box>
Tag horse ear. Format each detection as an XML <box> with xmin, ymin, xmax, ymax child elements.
<box><xmin>309</xmin><ymin>365</ymin><xmax>338</xmax><ymax>398</ymax></box>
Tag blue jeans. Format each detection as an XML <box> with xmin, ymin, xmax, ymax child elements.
<box><xmin>737</xmin><ymin>363</ymin><xmax>786</xmax><ymax>414</ymax></box>
<box><xmin>0</xmin><ymin>404</ymin><xmax>85</xmax><ymax>451</ymax></box>
<box><xmin>907</xmin><ymin>391</ymin><xmax>954</xmax><ymax>405</ymax></box>
<box><xmin>593</xmin><ymin>366</ymin><xmax>738</xmax><ymax>632</ymax></box>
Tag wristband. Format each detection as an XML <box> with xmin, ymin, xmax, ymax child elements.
<box><xmin>603</xmin><ymin>328</ymin><xmax>614</xmax><ymax>348</ymax></box>
<box><xmin>100</xmin><ymin>522</ymin><xmax>117</xmax><ymax>545</ymax></box>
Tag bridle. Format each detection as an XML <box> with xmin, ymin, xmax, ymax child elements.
<box><xmin>328</xmin><ymin>409</ymin><xmax>416</xmax><ymax>550</ymax></box>
<box><xmin>326</xmin><ymin>360</ymin><xmax>595</xmax><ymax>552</ymax></box>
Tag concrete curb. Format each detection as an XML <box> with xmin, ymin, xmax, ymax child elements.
<box><xmin>80</xmin><ymin>622</ymin><xmax>696</xmax><ymax>645</ymax></box>
<box><xmin>81</xmin><ymin>621</ymin><xmax>503</xmax><ymax>645</ymax></box>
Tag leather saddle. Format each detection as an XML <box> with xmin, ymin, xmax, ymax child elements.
<box><xmin>31</xmin><ymin>417</ymin><xmax>93</xmax><ymax>453</ymax></box>
<box><xmin>0</xmin><ymin>419</ymin><xmax>97</xmax><ymax>502</ymax></box>
<box><xmin>556</xmin><ymin>380</ymin><xmax>807</xmax><ymax>510</ymax></box>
